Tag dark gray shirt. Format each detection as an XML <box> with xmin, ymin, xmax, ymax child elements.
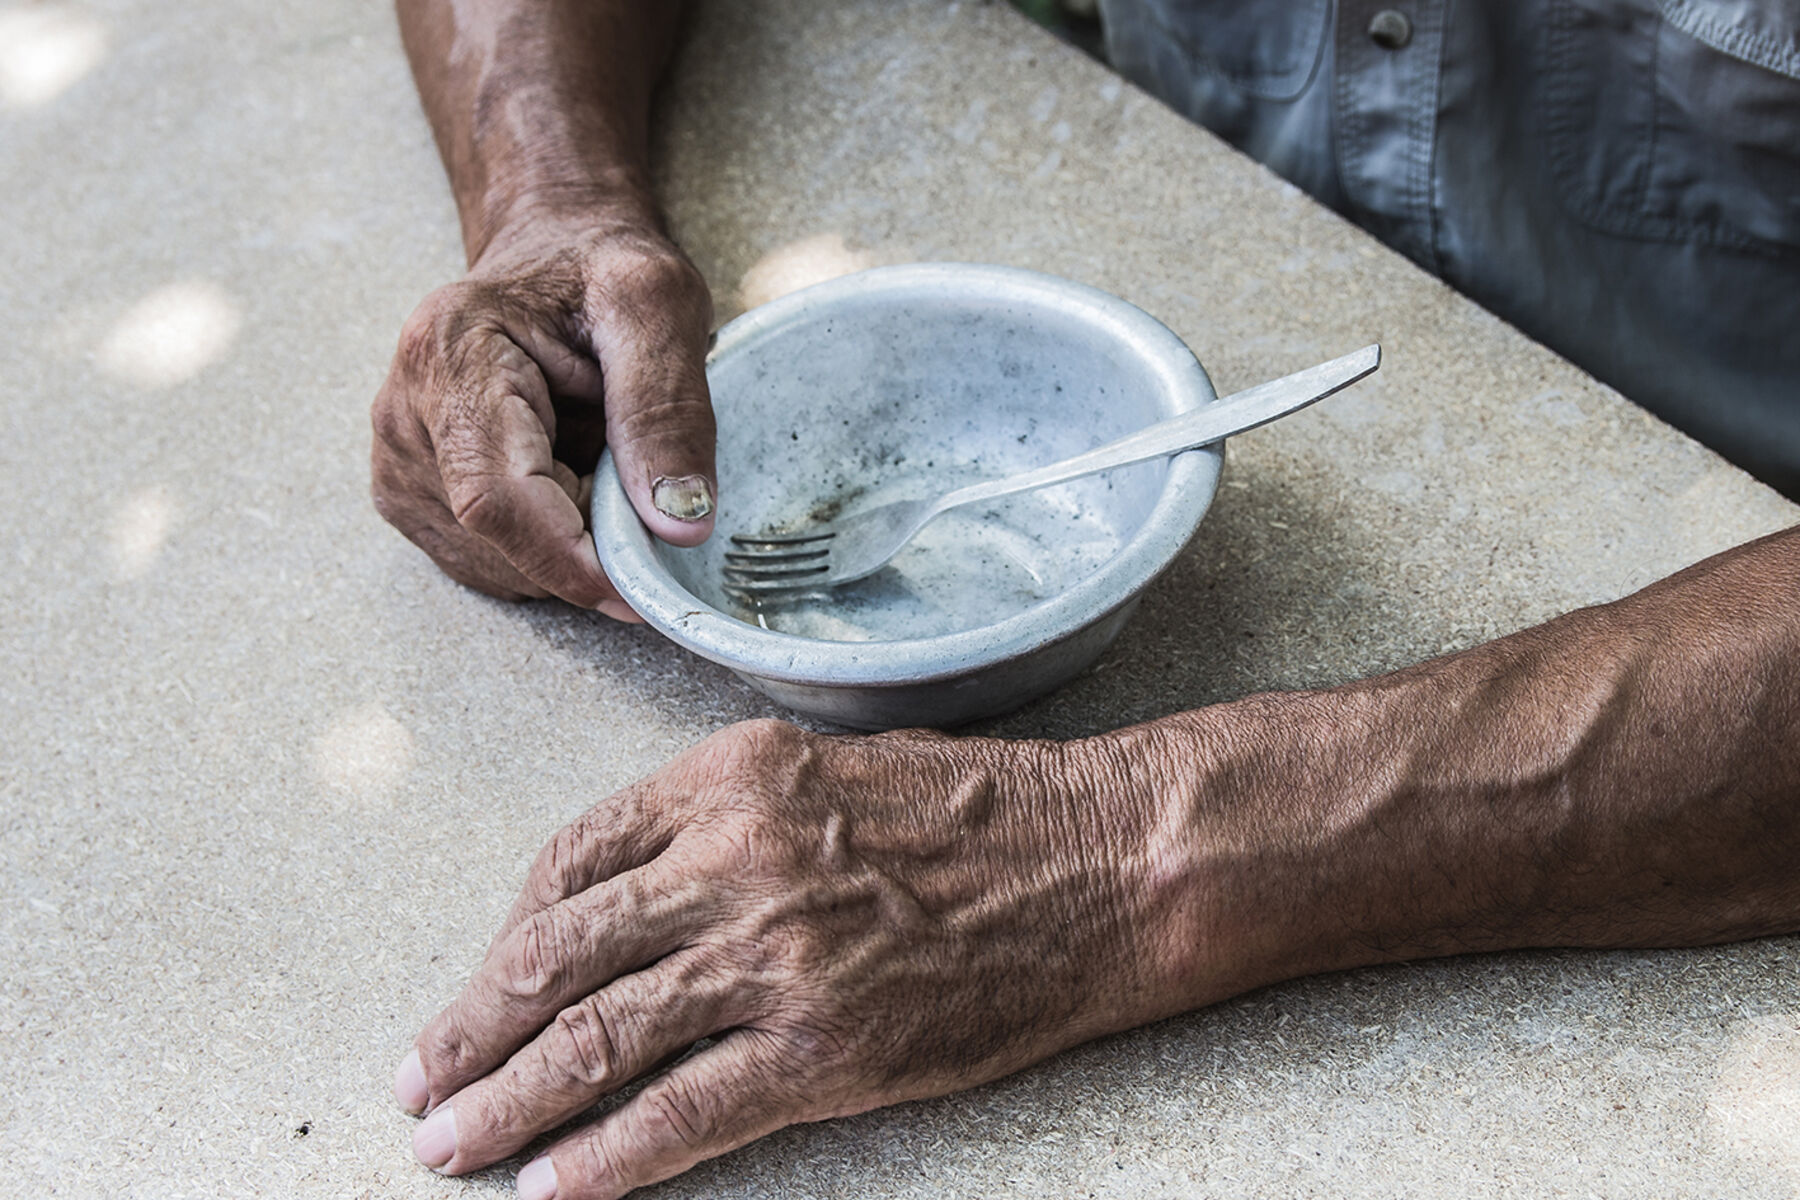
<box><xmin>1100</xmin><ymin>0</ymin><xmax>1800</xmax><ymax>494</ymax></box>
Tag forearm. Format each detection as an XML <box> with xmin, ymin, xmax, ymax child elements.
<box><xmin>1113</xmin><ymin>525</ymin><xmax>1800</xmax><ymax>1010</ymax></box>
<box><xmin>395</xmin><ymin>529</ymin><xmax>1798</xmax><ymax>1192</ymax></box>
<box><xmin>395</xmin><ymin>0</ymin><xmax>688</xmax><ymax>261</ymax></box>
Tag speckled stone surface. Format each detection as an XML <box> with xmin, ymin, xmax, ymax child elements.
<box><xmin>2</xmin><ymin>1</ymin><xmax>1796</xmax><ymax>1198</ymax></box>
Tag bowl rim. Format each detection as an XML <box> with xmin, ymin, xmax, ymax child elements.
<box><xmin>591</xmin><ymin>262</ymin><xmax>1220</xmax><ymax>688</ymax></box>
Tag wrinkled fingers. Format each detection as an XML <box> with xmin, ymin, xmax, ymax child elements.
<box><xmin>412</xmin><ymin>949</ymin><xmax>736</xmax><ymax>1176</ymax></box>
<box><xmin>517</xmin><ymin>1030</ymin><xmax>809</xmax><ymax>1200</ymax></box>
<box><xmin>492</xmin><ymin>780</ymin><xmax>682</xmax><ymax>947</ymax></box>
<box><xmin>371</xmin><ymin>378</ymin><xmax>549</xmax><ymax>600</ymax></box>
<box><xmin>371</xmin><ymin>287</ymin><xmax>619</xmax><ymax>609</ymax></box>
<box><xmin>409</xmin><ymin>865</ymin><xmax>708</xmax><ymax>1109</ymax></box>
<box><xmin>429</xmin><ymin>370</ymin><xmax>614</xmax><ymax>609</ymax></box>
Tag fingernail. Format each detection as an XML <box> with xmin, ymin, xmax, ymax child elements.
<box><xmin>517</xmin><ymin>1156</ymin><xmax>558</xmax><ymax>1200</ymax></box>
<box><xmin>652</xmin><ymin>474</ymin><xmax>715</xmax><ymax>521</ymax></box>
<box><xmin>412</xmin><ymin>1103</ymin><xmax>457</xmax><ymax>1171</ymax></box>
<box><xmin>393</xmin><ymin>1050</ymin><xmax>428</xmax><ymax>1114</ymax></box>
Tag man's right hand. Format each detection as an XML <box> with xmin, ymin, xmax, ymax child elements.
<box><xmin>370</xmin><ymin>217</ymin><xmax>717</xmax><ymax>616</ymax></box>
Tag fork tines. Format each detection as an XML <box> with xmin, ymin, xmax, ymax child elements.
<box><xmin>723</xmin><ymin>530</ymin><xmax>836</xmax><ymax>590</ymax></box>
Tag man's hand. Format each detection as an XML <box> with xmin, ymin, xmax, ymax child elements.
<box><xmin>392</xmin><ymin>721</ymin><xmax>1198</xmax><ymax>1199</ymax></box>
<box><xmin>371</xmin><ymin>219</ymin><xmax>715</xmax><ymax>613</ymax></box>
<box><xmin>373</xmin><ymin>0</ymin><xmax>708</xmax><ymax>612</ymax></box>
<box><xmin>390</xmin><ymin>529</ymin><xmax>1800</xmax><ymax>1199</ymax></box>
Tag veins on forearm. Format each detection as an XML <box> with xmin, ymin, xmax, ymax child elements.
<box><xmin>1132</xmin><ymin>526</ymin><xmax>1800</xmax><ymax>1002</ymax></box>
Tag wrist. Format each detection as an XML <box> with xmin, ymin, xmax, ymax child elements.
<box><xmin>459</xmin><ymin>203</ymin><xmax>710</xmax><ymax>340</ymax></box>
<box><xmin>1041</xmin><ymin>722</ymin><xmax>1272</xmax><ymax>1028</ymax></box>
<box><xmin>1103</xmin><ymin>632</ymin><xmax>1633</xmax><ymax>1015</ymax></box>
<box><xmin>1085</xmin><ymin>690</ymin><xmax>1412</xmax><ymax>1015</ymax></box>
<box><xmin>470</xmin><ymin>186</ymin><xmax>668</xmax><ymax>273</ymax></box>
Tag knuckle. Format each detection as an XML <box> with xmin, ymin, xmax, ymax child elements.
<box><xmin>370</xmin><ymin>494</ymin><xmax>418</xmax><ymax>545</ymax></box>
<box><xmin>431</xmin><ymin>412</ymin><xmax>546</xmax><ymax>542</ymax></box>
<box><xmin>368</xmin><ymin>457</ymin><xmax>432</xmax><ymax>532</ymax></box>
<box><xmin>870</xmin><ymin>725</ymin><xmax>952</xmax><ymax>752</ymax></box>
<box><xmin>609</xmin><ymin>384</ymin><xmax>716</xmax><ymax>451</ymax></box>
<box><xmin>714</xmin><ymin>719</ymin><xmax>803</xmax><ymax>772</ymax></box>
<box><xmin>640</xmin><ymin>1078</ymin><xmax>708</xmax><ymax>1151</ymax></box>
<box><xmin>551</xmin><ymin>997</ymin><xmax>624</xmax><ymax>1090</ymax></box>
<box><xmin>587</xmin><ymin>244</ymin><xmax>713</xmax><ymax>335</ymax></box>
<box><xmin>682</xmin><ymin>721</ymin><xmax>817</xmax><ymax>865</ymax></box>
<box><xmin>526</xmin><ymin>825</ymin><xmax>590</xmax><ymax>909</ymax></box>
<box><xmin>443</xmin><ymin>468</ymin><xmax>506</xmax><ymax>532</ymax></box>
<box><xmin>571</xmin><ymin>1134</ymin><xmax>629</xmax><ymax>1193</ymax></box>
<box><xmin>368</xmin><ymin>473</ymin><xmax>406</xmax><ymax>527</ymax></box>
<box><xmin>406</xmin><ymin>280</ymin><xmax>490</xmax><ymax>337</ymax></box>
<box><xmin>417</xmin><ymin>1017</ymin><xmax>479</xmax><ymax>1087</ymax></box>
<box><xmin>363</xmin><ymin>464</ymin><xmax>399</xmax><ymax>518</ymax></box>
<box><xmin>763</xmin><ymin>921</ymin><xmax>836</xmax><ymax>983</ymax></box>
<box><xmin>641</xmin><ymin>245</ymin><xmax>707</xmax><ymax>298</ymax></box>
<box><xmin>506</xmin><ymin>909</ymin><xmax>574</xmax><ymax>1000</ymax></box>
<box><xmin>369</xmin><ymin>388</ymin><xmax>417</xmax><ymax>450</ymax></box>
<box><xmin>397</xmin><ymin>286</ymin><xmax>526</xmax><ymax>433</ymax></box>
<box><xmin>783</xmin><ymin>1018</ymin><xmax>855</xmax><ymax>1070</ymax></box>
<box><xmin>394</xmin><ymin>288</ymin><xmax>461</xmax><ymax>373</ymax></box>
<box><xmin>432</xmin><ymin>380</ymin><xmax>512</xmax><ymax>463</ymax></box>
<box><xmin>598</xmin><ymin>242</ymin><xmax>706</xmax><ymax>302</ymax></box>
<box><xmin>462</xmin><ymin>1084</ymin><xmax>527</xmax><ymax>1154</ymax></box>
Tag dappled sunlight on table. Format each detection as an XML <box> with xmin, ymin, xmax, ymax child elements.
<box><xmin>106</xmin><ymin>484</ymin><xmax>179</xmax><ymax>582</ymax></box>
<box><xmin>98</xmin><ymin>280</ymin><xmax>243</xmax><ymax>390</ymax></box>
<box><xmin>1705</xmin><ymin>1013</ymin><xmax>1800</xmax><ymax>1184</ymax></box>
<box><xmin>0</xmin><ymin>3</ymin><xmax>106</xmax><ymax>108</ymax></box>
<box><xmin>737</xmin><ymin>231</ymin><xmax>876</xmax><ymax>311</ymax></box>
<box><xmin>310</xmin><ymin>701</ymin><xmax>417</xmax><ymax>807</ymax></box>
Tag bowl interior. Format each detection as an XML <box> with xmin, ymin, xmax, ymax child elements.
<box><xmin>659</xmin><ymin>276</ymin><xmax>1197</xmax><ymax>642</ymax></box>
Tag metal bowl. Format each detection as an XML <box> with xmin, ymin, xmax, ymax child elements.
<box><xmin>591</xmin><ymin>263</ymin><xmax>1220</xmax><ymax>729</ymax></box>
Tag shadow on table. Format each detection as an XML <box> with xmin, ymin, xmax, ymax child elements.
<box><xmin>984</xmin><ymin>475</ymin><xmax>1443</xmax><ymax>740</ymax></box>
<box><xmin>500</xmin><ymin>469</ymin><xmax>1458</xmax><ymax>746</ymax></box>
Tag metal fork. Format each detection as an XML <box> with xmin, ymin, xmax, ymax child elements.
<box><xmin>723</xmin><ymin>344</ymin><xmax>1380</xmax><ymax>596</ymax></box>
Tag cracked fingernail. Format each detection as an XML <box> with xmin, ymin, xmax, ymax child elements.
<box><xmin>517</xmin><ymin>1156</ymin><xmax>558</xmax><ymax>1200</ymax></box>
<box><xmin>394</xmin><ymin>1049</ymin><xmax>428</xmax><ymax>1114</ymax></box>
<box><xmin>412</xmin><ymin>1103</ymin><xmax>457</xmax><ymax>1170</ymax></box>
<box><xmin>652</xmin><ymin>474</ymin><xmax>715</xmax><ymax>521</ymax></box>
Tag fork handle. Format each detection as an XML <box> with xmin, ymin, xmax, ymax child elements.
<box><xmin>933</xmin><ymin>344</ymin><xmax>1380</xmax><ymax>516</ymax></box>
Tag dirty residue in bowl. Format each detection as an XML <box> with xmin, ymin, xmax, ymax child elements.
<box><xmin>719</xmin><ymin>480</ymin><xmax>1135</xmax><ymax>643</ymax></box>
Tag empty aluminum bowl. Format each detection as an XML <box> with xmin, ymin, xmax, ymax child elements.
<box><xmin>591</xmin><ymin>262</ymin><xmax>1220</xmax><ymax>729</ymax></box>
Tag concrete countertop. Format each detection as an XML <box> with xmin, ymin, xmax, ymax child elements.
<box><xmin>3</xmin><ymin>1</ymin><xmax>1796</xmax><ymax>1197</ymax></box>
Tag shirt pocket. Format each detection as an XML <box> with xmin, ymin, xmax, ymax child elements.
<box><xmin>1541</xmin><ymin>0</ymin><xmax>1800</xmax><ymax>255</ymax></box>
<box><xmin>1125</xmin><ymin>0</ymin><xmax>1332</xmax><ymax>99</ymax></box>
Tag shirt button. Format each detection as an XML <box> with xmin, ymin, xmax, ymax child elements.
<box><xmin>1369</xmin><ymin>9</ymin><xmax>1413</xmax><ymax>49</ymax></box>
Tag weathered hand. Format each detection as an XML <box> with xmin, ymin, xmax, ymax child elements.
<box><xmin>394</xmin><ymin>720</ymin><xmax>1187</xmax><ymax>1199</ymax></box>
<box><xmin>370</xmin><ymin>217</ymin><xmax>716</xmax><ymax>614</ymax></box>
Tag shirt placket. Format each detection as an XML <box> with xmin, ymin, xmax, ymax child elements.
<box><xmin>1332</xmin><ymin>0</ymin><xmax>1447</xmax><ymax>272</ymax></box>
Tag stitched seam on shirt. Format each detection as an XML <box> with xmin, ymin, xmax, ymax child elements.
<box><xmin>1409</xmin><ymin>4</ymin><xmax>1427</xmax><ymax>266</ymax></box>
<box><xmin>1640</xmin><ymin>11</ymin><xmax>1662</xmax><ymax>216</ymax></box>
<box><xmin>1419</xmin><ymin>0</ymin><xmax>1449</xmax><ymax>275</ymax></box>
<box><xmin>1333</xmin><ymin>5</ymin><xmax>1373</xmax><ymax>240</ymax></box>
<box><xmin>1404</xmin><ymin>4</ymin><xmax>1426</xmax><ymax>270</ymax></box>
<box><xmin>1658</xmin><ymin>0</ymin><xmax>1800</xmax><ymax>80</ymax></box>
<box><xmin>1325</xmin><ymin>4</ymin><xmax>1350</xmax><ymax>206</ymax></box>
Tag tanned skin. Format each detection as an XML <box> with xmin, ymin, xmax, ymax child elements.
<box><xmin>374</xmin><ymin>4</ymin><xmax>1800</xmax><ymax>1199</ymax></box>
<box><xmin>372</xmin><ymin>0</ymin><xmax>714</xmax><ymax>618</ymax></box>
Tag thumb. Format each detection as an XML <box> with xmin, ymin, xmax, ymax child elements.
<box><xmin>590</xmin><ymin>286</ymin><xmax>718</xmax><ymax>549</ymax></box>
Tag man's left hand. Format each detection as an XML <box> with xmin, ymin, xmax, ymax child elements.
<box><xmin>394</xmin><ymin>719</ymin><xmax>1194</xmax><ymax>1199</ymax></box>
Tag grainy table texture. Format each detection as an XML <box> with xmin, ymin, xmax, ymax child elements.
<box><xmin>2</xmin><ymin>1</ymin><xmax>1796</xmax><ymax>1198</ymax></box>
